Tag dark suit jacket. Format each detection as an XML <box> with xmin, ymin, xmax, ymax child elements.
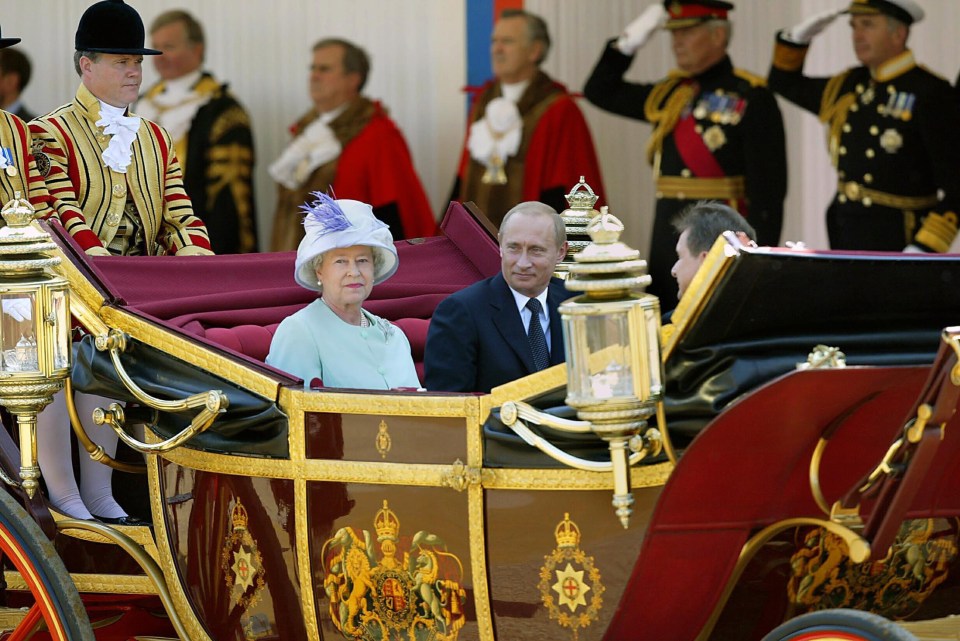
<box><xmin>425</xmin><ymin>274</ymin><xmax>573</xmax><ymax>393</ymax></box>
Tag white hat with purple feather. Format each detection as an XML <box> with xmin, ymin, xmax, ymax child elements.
<box><xmin>294</xmin><ymin>193</ymin><xmax>399</xmax><ymax>292</ymax></box>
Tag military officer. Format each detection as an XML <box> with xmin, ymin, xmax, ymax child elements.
<box><xmin>584</xmin><ymin>0</ymin><xmax>786</xmax><ymax>304</ymax></box>
<box><xmin>769</xmin><ymin>0</ymin><xmax>960</xmax><ymax>253</ymax></box>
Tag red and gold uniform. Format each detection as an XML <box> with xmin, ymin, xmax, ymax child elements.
<box><xmin>30</xmin><ymin>83</ymin><xmax>213</xmax><ymax>256</ymax></box>
<box><xmin>0</xmin><ymin>110</ymin><xmax>51</xmax><ymax>214</ymax></box>
<box><xmin>270</xmin><ymin>97</ymin><xmax>435</xmax><ymax>251</ymax></box>
<box><xmin>455</xmin><ymin>71</ymin><xmax>605</xmax><ymax>227</ymax></box>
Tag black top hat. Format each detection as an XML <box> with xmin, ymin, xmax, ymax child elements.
<box><xmin>75</xmin><ymin>0</ymin><xmax>161</xmax><ymax>55</ymax></box>
<box><xmin>0</xmin><ymin>26</ymin><xmax>22</xmax><ymax>50</ymax></box>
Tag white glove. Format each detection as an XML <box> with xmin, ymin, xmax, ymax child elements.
<box><xmin>903</xmin><ymin>244</ymin><xmax>926</xmax><ymax>253</ymax></box>
<box><xmin>616</xmin><ymin>4</ymin><xmax>669</xmax><ymax>55</ymax></box>
<box><xmin>1</xmin><ymin>298</ymin><xmax>32</xmax><ymax>322</ymax></box>
<box><xmin>783</xmin><ymin>8</ymin><xmax>845</xmax><ymax>45</ymax></box>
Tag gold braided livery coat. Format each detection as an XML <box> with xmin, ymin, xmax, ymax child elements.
<box><xmin>30</xmin><ymin>83</ymin><xmax>213</xmax><ymax>256</ymax></box>
<box><xmin>0</xmin><ymin>109</ymin><xmax>52</xmax><ymax>215</ymax></box>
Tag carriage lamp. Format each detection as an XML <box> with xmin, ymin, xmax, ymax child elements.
<box><xmin>561</xmin><ymin>207</ymin><xmax>663</xmax><ymax>527</ymax></box>
<box><xmin>0</xmin><ymin>193</ymin><xmax>71</xmax><ymax>498</ymax></box>
<box><xmin>501</xmin><ymin>206</ymin><xmax>663</xmax><ymax>528</ymax></box>
<box><xmin>555</xmin><ymin>176</ymin><xmax>601</xmax><ymax>280</ymax></box>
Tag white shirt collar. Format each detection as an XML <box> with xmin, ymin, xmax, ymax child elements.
<box><xmin>509</xmin><ymin>286</ymin><xmax>550</xmax><ymax>318</ymax></box>
<box><xmin>500</xmin><ymin>79</ymin><xmax>530</xmax><ymax>103</ymax></box>
<box><xmin>162</xmin><ymin>69</ymin><xmax>204</xmax><ymax>98</ymax></box>
<box><xmin>98</xmin><ymin>100</ymin><xmax>128</xmax><ymax>119</ymax></box>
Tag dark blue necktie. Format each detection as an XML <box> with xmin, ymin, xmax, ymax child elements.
<box><xmin>526</xmin><ymin>298</ymin><xmax>550</xmax><ymax>371</ymax></box>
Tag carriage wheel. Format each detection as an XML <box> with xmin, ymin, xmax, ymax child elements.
<box><xmin>0</xmin><ymin>489</ymin><xmax>94</xmax><ymax>641</ymax></box>
<box><xmin>761</xmin><ymin>609</ymin><xmax>918</xmax><ymax>641</ymax></box>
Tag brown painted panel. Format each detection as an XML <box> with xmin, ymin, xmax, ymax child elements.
<box><xmin>160</xmin><ymin>461</ymin><xmax>304</xmax><ymax>639</ymax></box>
<box><xmin>306</xmin><ymin>411</ymin><xmax>468</xmax><ymax>464</ymax></box>
<box><xmin>485</xmin><ymin>486</ymin><xmax>660</xmax><ymax>641</ymax></box>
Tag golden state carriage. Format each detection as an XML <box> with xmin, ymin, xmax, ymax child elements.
<box><xmin>0</xmin><ymin>194</ymin><xmax>957</xmax><ymax>641</ymax></box>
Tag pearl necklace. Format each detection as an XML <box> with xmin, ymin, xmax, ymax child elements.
<box><xmin>321</xmin><ymin>297</ymin><xmax>368</xmax><ymax>327</ymax></box>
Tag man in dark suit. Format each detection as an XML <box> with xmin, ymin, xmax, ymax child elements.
<box><xmin>425</xmin><ymin>201</ymin><xmax>570</xmax><ymax>393</ymax></box>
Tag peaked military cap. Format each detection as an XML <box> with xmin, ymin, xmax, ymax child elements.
<box><xmin>847</xmin><ymin>0</ymin><xmax>924</xmax><ymax>25</ymax></box>
<box><xmin>75</xmin><ymin>0</ymin><xmax>161</xmax><ymax>55</ymax></box>
<box><xmin>663</xmin><ymin>0</ymin><xmax>734</xmax><ymax>30</ymax></box>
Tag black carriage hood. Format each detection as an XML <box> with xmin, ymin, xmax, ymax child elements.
<box><xmin>71</xmin><ymin>334</ymin><xmax>289</xmax><ymax>458</ymax></box>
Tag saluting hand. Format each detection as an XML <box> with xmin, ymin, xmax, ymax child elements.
<box><xmin>617</xmin><ymin>4</ymin><xmax>669</xmax><ymax>55</ymax></box>
<box><xmin>783</xmin><ymin>7</ymin><xmax>845</xmax><ymax>45</ymax></box>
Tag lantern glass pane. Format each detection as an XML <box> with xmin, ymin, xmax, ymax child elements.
<box><xmin>51</xmin><ymin>290</ymin><xmax>69</xmax><ymax>370</ymax></box>
<box><xmin>564</xmin><ymin>309</ymin><xmax>635</xmax><ymax>402</ymax></box>
<box><xmin>643</xmin><ymin>302</ymin><xmax>664</xmax><ymax>398</ymax></box>
<box><xmin>0</xmin><ymin>293</ymin><xmax>38</xmax><ymax>372</ymax></box>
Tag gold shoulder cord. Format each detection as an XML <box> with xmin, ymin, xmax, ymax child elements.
<box><xmin>644</xmin><ymin>76</ymin><xmax>695</xmax><ymax>166</ymax></box>
<box><xmin>819</xmin><ymin>70</ymin><xmax>856</xmax><ymax>167</ymax></box>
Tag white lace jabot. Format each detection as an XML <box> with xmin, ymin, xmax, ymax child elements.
<box><xmin>96</xmin><ymin>101</ymin><xmax>140</xmax><ymax>173</ymax></box>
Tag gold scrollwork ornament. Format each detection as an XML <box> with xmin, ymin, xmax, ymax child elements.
<box><xmin>375</xmin><ymin>419</ymin><xmax>392</xmax><ymax>459</ymax></box>
<box><xmin>539</xmin><ymin>513</ymin><xmax>605</xmax><ymax>640</ymax></box>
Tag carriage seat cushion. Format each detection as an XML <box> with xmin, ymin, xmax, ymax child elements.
<box><xmin>203</xmin><ymin>317</ymin><xmax>430</xmax><ymax>382</ymax></box>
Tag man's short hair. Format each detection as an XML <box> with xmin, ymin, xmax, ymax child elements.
<box><xmin>705</xmin><ymin>19</ymin><xmax>733</xmax><ymax>47</ymax></box>
<box><xmin>0</xmin><ymin>48</ymin><xmax>31</xmax><ymax>92</ymax></box>
<box><xmin>499</xmin><ymin>201</ymin><xmax>566</xmax><ymax>249</ymax></box>
<box><xmin>150</xmin><ymin>9</ymin><xmax>206</xmax><ymax>59</ymax></box>
<box><xmin>500</xmin><ymin>9</ymin><xmax>551</xmax><ymax>65</ymax></box>
<box><xmin>672</xmin><ymin>200</ymin><xmax>756</xmax><ymax>255</ymax></box>
<box><xmin>73</xmin><ymin>50</ymin><xmax>101</xmax><ymax>77</ymax></box>
<box><xmin>313</xmin><ymin>38</ymin><xmax>370</xmax><ymax>92</ymax></box>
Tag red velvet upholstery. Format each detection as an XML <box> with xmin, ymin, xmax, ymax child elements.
<box><xmin>52</xmin><ymin>203</ymin><xmax>499</xmax><ymax>385</ymax></box>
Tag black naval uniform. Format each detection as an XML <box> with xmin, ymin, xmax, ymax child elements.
<box><xmin>585</xmin><ymin>42</ymin><xmax>786</xmax><ymax>303</ymax></box>
<box><xmin>770</xmin><ymin>38</ymin><xmax>960</xmax><ymax>253</ymax></box>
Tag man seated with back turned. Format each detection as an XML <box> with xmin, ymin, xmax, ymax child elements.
<box><xmin>425</xmin><ymin>201</ymin><xmax>571</xmax><ymax>393</ymax></box>
<box><xmin>670</xmin><ymin>200</ymin><xmax>756</xmax><ymax>302</ymax></box>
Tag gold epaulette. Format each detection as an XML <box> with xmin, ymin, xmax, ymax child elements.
<box><xmin>734</xmin><ymin>68</ymin><xmax>766</xmax><ymax>88</ymax></box>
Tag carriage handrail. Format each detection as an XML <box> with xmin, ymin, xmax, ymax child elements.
<box><xmin>499</xmin><ymin>400</ymin><xmax>660</xmax><ymax>471</ymax></box>
<box><xmin>64</xmin><ymin>377</ymin><xmax>146</xmax><ymax>473</ymax></box>
<box><xmin>85</xmin><ymin>329</ymin><xmax>229</xmax><ymax>454</ymax></box>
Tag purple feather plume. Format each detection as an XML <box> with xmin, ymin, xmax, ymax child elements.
<box><xmin>300</xmin><ymin>191</ymin><xmax>352</xmax><ymax>235</ymax></box>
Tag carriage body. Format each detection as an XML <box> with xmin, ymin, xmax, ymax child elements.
<box><xmin>3</xmin><ymin>205</ymin><xmax>960</xmax><ymax>640</ymax></box>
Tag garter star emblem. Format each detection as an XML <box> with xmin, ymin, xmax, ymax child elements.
<box><xmin>880</xmin><ymin>128</ymin><xmax>904</xmax><ymax>154</ymax></box>
<box><xmin>539</xmin><ymin>513</ymin><xmax>605</xmax><ymax>640</ymax></box>
<box><xmin>220</xmin><ymin>498</ymin><xmax>266</xmax><ymax>609</ymax></box>
<box><xmin>702</xmin><ymin>125</ymin><xmax>727</xmax><ymax>152</ymax></box>
<box><xmin>321</xmin><ymin>500</ymin><xmax>467</xmax><ymax>640</ymax></box>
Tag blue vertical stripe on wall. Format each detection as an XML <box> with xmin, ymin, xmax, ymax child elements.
<box><xmin>466</xmin><ymin>0</ymin><xmax>493</xmax><ymax>90</ymax></box>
